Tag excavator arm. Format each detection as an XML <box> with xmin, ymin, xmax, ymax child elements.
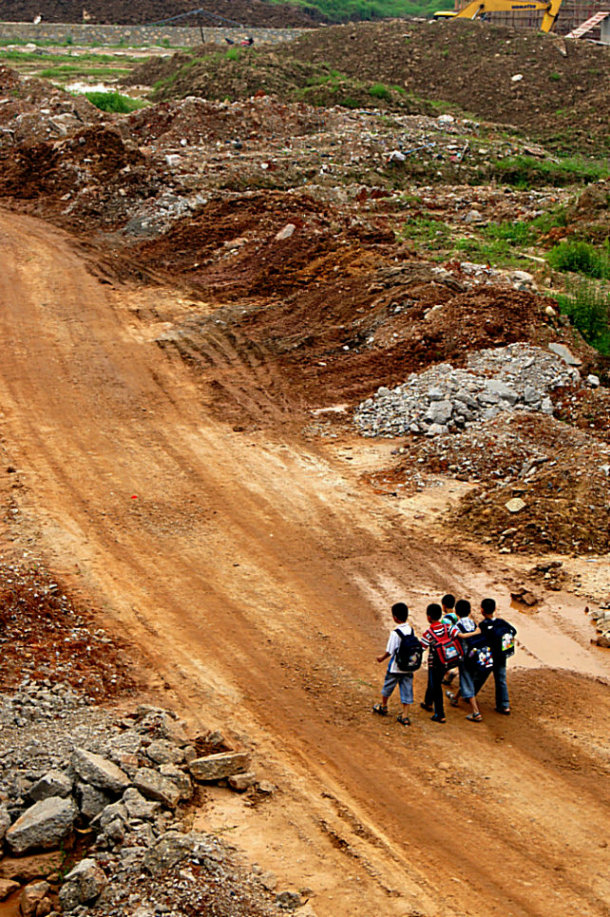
<box><xmin>453</xmin><ymin>0</ymin><xmax>562</xmax><ymax>31</ymax></box>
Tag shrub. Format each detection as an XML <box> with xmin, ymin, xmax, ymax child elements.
<box><xmin>225</xmin><ymin>47</ymin><xmax>242</xmax><ymax>61</ymax></box>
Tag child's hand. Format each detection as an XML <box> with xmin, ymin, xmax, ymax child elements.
<box><xmin>376</xmin><ymin>654</ymin><xmax>385</xmax><ymax>663</ymax></box>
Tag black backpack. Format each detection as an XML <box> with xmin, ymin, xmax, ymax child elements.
<box><xmin>490</xmin><ymin>619</ymin><xmax>517</xmax><ymax>660</ymax></box>
<box><xmin>466</xmin><ymin>632</ymin><xmax>494</xmax><ymax>670</ymax></box>
<box><xmin>393</xmin><ymin>628</ymin><xmax>423</xmax><ymax>672</ymax></box>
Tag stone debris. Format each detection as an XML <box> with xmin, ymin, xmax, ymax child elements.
<box><xmin>0</xmin><ymin>684</ymin><xmax>281</xmax><ymax>916</ymax></box>
<box><xmin>189</xmin><ymin>752</ymin><xmax>251</xmax><ymax>782</ymax></box>
<box><xmin>354</xmin><ymin>343</ymin><xmax>580</xmax><ymax>438</ymax></box>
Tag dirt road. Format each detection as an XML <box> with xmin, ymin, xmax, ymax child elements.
<box><xmin>0</xmin><ymin>210</ymin><xmax>608</xmax><ymax>916</ymax></box>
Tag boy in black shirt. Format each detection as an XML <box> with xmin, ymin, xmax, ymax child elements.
<box><xmin>474</xmin><ymin>598</ymin><xmax>517</xmax><ymax>715</ymax></box>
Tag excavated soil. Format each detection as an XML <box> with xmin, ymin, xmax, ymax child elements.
<box><xmin>284</xmin><ymin>20</ymin><xmax>610</xmax><ymax>153</ymax></box>
<box><xmin>126</xmin><ymin>20</ymin><xmax>610</xmax><ymax>153</ymax></box>
<box><xmin>0</xmin><ymin>0</ymin><xmax>325</xmax><ymax>27</ymax></box>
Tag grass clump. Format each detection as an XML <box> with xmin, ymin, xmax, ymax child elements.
<box><xmin>369</xmin><ymin>82</ymin><xmax>391</xmax><ymax>101</ymax></box>
<box><xmin>548</xmin><ymin>240</ymin><xmax>610</xmax><ymax>279</ymax></box>
<box><xmin>84</xmin><ymin>90</ymin><xmax>146</xmax><ymax>113</ymax></box>
<box><xmin>556</xmin><ymin>279</ymin><xmax>610</xmax><ymax>355</ymax></box>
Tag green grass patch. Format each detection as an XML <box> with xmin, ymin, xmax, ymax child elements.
<box><xmin>556</xmin><ymin>279</ymin><xmax>610</xmax><ymax>355</ymax></box>
<box><xmin>492</xmin><ymin>154</ymin><xmax>608</xmax><ymax>189</ymax></box>
<box><xmin>369</xmin><ymin>82</ymin><xmax>391</xmax><ymax>101</ymax></box>
<box><xmin>39</xmin><ymin>65</ymin><xmax>130</xmax><ymax>80</ymax></box>
<box><xmin>548</xmin><ymin>240</ymin><xmax>610</xmax><ymax>279</ymax></box>
<box><xmin>83</xmin><ymin>90</ymin><xmax>146</xmax><ymax>113</ymax></box>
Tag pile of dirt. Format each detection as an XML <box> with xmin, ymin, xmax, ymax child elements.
<box><xmin>0</xmin><ymin>558</ymin><xmax>136</xmax><ymax>697</ymax></box>
<box><xmin>374</xmin><ymin>411</ymin><xmax>610</xmax><ymax>554</ymax></box>
<box><xmin>122</xmin><ymin>94</ymin><xmax>329</xmax><ymax>147</ymax></box>
<box><xmin>0</xmin><ymin>0</ymin><xmax>325</xmax><ymax>28</ymax></box>
<box><xmin>453</xmin><ymin>438</ymin><xmax>610</xmax><ymax>554</ymax></box>
<box><xmin>283</xmin><ymin>19</ymin><xmax>610</xmax><ymax>154</ymax></box>
<box><xmin>148</xmin><ymin>208</ymin><xmax>573</xmax><ymax>419</ymax></box>
<box><xmin>128</xmin><ymin>46</ymin><xmax>424</xmax><ymax>114</ymax></box>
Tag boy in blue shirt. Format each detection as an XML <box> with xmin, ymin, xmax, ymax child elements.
<box><xmin>373</xmin><ymin>602</ymin><xmax>414</xmax><ymax>726</ymax></box>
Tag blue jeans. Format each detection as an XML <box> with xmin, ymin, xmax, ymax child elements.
<box><xmin>382</xmin><ymin>668</ymin><xmax>414</xmax><ymax>705</ymax></box>
<box><xmin>474</xmin><ymin>662</ymin><xmax>509</xmax><ymax>710</ymax></box>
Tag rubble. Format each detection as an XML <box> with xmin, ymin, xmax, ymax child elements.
<box><xmin>0</xmin><ymin>685</ymin><xmax>281</xmax><ymax>916</ymax></box>
<box><xmin>354</xmin><ymin>343</ymin><xmax>580</xmax><ymax>438</ymax></box>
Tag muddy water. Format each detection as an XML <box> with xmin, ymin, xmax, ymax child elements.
<box><xmin>0</xmin><ymin>892</ymin><xmax>20</xmax><ymax>917</ymax></box>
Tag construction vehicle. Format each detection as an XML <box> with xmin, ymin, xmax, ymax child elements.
<box><xmin>433</xmin><ymin>0</ymin><xmax>563</xmax><ymax>32</ymax></box>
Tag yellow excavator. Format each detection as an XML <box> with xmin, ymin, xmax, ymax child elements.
<box><xmin>434</xmin><ymin>0</ymin><xmax>562</xmax><ymax>32</ymax></box>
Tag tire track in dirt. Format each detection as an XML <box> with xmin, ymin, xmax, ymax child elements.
<box><xmin>0</xmin><ymin>210</ymin><xmax>608</xmax><ymax>917</ymax></box>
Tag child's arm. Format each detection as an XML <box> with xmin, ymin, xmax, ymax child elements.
<box><xmin>377</xmin><ymin>650</ymin><xmax>391</xmax><ymax>663</ymax></box>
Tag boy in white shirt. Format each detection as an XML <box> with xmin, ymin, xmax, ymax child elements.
<box><xmin>373</xmin><ymin>602</ymin><xmax>414</xmax><ymax>726</ymax></box>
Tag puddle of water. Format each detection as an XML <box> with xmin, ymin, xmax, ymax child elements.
<box><xmin>64</xmin><ymin>81</ymin><xmax>115</xmax><ymax>93</ymax></box>
<box><xmin>0</xmin><ymin>891</ymin><xmax>21</xmax><ymax>917</ymax></box>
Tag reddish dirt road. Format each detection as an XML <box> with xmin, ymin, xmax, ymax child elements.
<box><xmin>0</xmin><ymin>210</ymin><xmax>608</xmax><ymax>916</ymax></box>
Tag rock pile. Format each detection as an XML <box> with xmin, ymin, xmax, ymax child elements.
<box><xmin>0</xmin><ymin>684</ymin><xmax>291</xmax><ymax>917</ymax></box>
<box><xmin>354</xmin><ymin>343</ymin><xmax>583</xmax><ymax>438</ymax></box>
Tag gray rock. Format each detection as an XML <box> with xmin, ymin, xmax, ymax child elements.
<box><xmin>427</xmin><ymin>387</ymin><xmax>444</xmax><ymax>402</ymax></box>
<box><xmin>548</xmin><ymin>342</ymin><xmax>581</xmax><ymax>366</ymax></box>
<box><xmin>122</xmin><ymin>787</ymin><xmax>161</xmax><ymax>821</ymax></box>
<box><xmin>6</xmin><ymin>796</ymin><xmax>77</xmax><ymax>854</ymax></box>
<box><xmin>143</xmin><ymin>831</ymin><xmax>196</xmax><ymax>876</ymax></box>
<box><xmin>541</xmin><ymin>396</ymin><xmax>554</xmax><ymax>414</ymax></box>
<box><xmin>136</xmin><ymin>712</ymin><xmax>188</xmax><ymax>746</ymax></box>
<box><xmin>505</xmin><ymin>498</ymin><xmax>527</xmax><ymax>513</ymax></box>
<box><xmin>29</xmin><ymin>770</ymin><xmax>73</xmax><ymax>802</ymax></box>
<box><xmin>0</xmin><ymin>803</ymin><xmax>10</xmax><ymax>843</ymax></box>
<box><xmin>92</xmin><ymin>801</ymin><xmax>128</xmax><ymax>831</ymax></box>
<box><xmin>454</xmin><ymin>389</ymin><xmax>477</xmax><ymax>408</ymax></box>
<box><xmin>77</xmin><ymin>783</ymin><xmax>112</xmax><ymax>820</ymax></box>
<box><xmin>133</xmin><ymin>769</ymin><xmax>180</xmax><ymax>809</ymax></box>
<box><xmin>587</xmin><ymin>374</ymin><xmax>600</xmax><ymax>387</ymax></box>
<box><xmin>425</xmin><ymin>400</ymin><xmax>453</xmax><ymax>424</ymax></box>
<box><xmin>145</xmin><ymin>740</ymin><xmax>184</xmax><ymax>766</ymax></box>
<box><xmin>104</xmin><ymin>818</ymin><xmax>125</xmax><ymax>845</ymax></box>
<box><xmin>228</xmin><ymin>772</ymin><xmax>256</xmax><ymax>792</ymax></box>
<box><xmin>276</xmin><ymin>890</ymin><xmax>302</xmax><ymax>910</ymax></box>
<box><xmin>487</xmin><ymin>380</ymin><xmax>518</xmax><ymax>404</ymax></box>
<box><xmin>158</xmin><ymin>765</ymin><xmax>193</xmax><ymax>801</ymax></box>
<box><xmin>72</xmin><ymin>748</ymin><xmax>130</xmax><ymax>794</ymax></box>
<box><xmin>189</xmin><ymin>752</ymin><xmax>251</xmax><ymax>783</ymax></box>
<box><xmin>59</xmin><ymin>858</ymin><xmax>106</xmax><ymax>911</ymax></box>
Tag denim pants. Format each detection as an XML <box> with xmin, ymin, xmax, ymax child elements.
<box><xmin>474</xmin><ymin>661</ymin><xmax>509</xmax><ymax>710</ymax></box>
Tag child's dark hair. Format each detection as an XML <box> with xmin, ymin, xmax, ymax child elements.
<box><xmin>391</xmin><ymin>602</ymin><xmax>409</xmax><ymax>623</ymax></box>
<box><xmin>426</xmin><ymin>602</ymin><xmax>442</xmax><ymax>621</ymax></box>
<box><xmin>455</xmin><ymin>599</ymin><xmax>471</xmax><ymax>617</ymax></box>
<box><xmin>481</xmin><ymin>597</ymin><xmax>496</xmax><ymax>616</ymax></box>
<box><xmin>441</xmin><ymin>594</ymin><xmax>455</xmax><ymax>610</ymax></box>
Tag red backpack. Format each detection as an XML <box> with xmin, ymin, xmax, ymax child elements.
<box><xmin>433</xmin><ymin>625</ymin><xmax>464</xmax><ymax>669</ymax></box>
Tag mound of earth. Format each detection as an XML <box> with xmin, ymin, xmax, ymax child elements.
<box><xmin>127</xmin><ymin>46</ymin><xmax>424</xmax><ymax>114</ymax></box>
<box><xmin>0</xmin><ymin>0</ymin><xmax>324</xmax><ymax>28</ymax></box>
<box><xmin>284</xmin><ymin>19</ymin><xmax>610</xmax><ymax>154</ymax></box>
<box><xmin>451</xmin><ymin>417</ymin><xmax>610</xmax><ymax>554</ymax></box>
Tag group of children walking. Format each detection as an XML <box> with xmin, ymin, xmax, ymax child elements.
<box><xmin>374</xmin><ymin>594</ymin><xmax>517</xmax><ymax>726</ymax></box>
